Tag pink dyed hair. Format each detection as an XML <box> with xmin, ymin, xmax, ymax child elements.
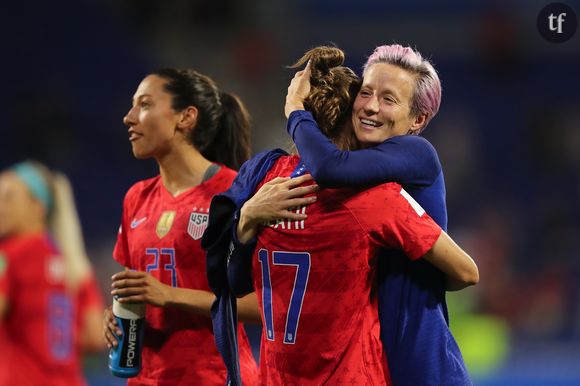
<box><xmin>363</xmin><ymin>44</ymin><xmax>441</xmax><ymax>132</ymax></box>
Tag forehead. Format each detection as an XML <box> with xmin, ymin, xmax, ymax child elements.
<box><xmin>0</xmin><ymin>172</ymin><xmax>28</xmax><ymax>196</ymax></box>
<box><xmin>133</xmin><ymin>75</ymin><xmax>170</xmax><ymax>99</ymax></box>
<box><xmin>362</xmin><ymin>62</ymin><xmax>416</xmax><ymax>97</ymax></box>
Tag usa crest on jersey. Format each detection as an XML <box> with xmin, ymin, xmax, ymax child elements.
<box><xmin>187</xmin><ymin>209</ymin><xmax>209</xmax><ymax>240</ymax></box>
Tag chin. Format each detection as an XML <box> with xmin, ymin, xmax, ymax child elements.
<box><xmin>131</xmin><ymin>147</ymin><xmax>151</xmax><ymax>160</ymax></box>
<box><xmin>354</xmin><ymin>132</ymin><xmax>377</xmax><ymax>147</ymax></box>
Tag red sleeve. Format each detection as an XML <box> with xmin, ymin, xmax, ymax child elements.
<box><xmin>112</xmin><ymin>188</ymin><xmax>133</xmax><ymax>267</ymax></box>
<box><xmin>354</xmin><ymin>184</ymin><xmax>441</xmax><ymax>260</ymax></box>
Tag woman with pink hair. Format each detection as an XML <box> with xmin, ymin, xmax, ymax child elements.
<box><xmin>281</xmin><ymin>44</ymin><xmax>472</xmax><ymax>386</ymax></box>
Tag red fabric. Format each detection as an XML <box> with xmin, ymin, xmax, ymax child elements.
<box><xmin>114</xmin><ymin>168</ymin><xmax>258</xmax><ymax>386</ymax></box>
<box><xmin>252</xmin><ymin>156</ymin><xmax>441</xmax><ymax>385</ymax></box>
<box><xmin>0</xmin><ymin>233</ymin><xmax>89</xmax><ymax>386</ymax></box>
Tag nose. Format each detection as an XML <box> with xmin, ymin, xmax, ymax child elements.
<box><xmin>362</xmin><ymin>95</ymin><xmax>379</xmax><ymax>115</ymax></box>
<box><xmin>123</xmin><ymin>106</ymin><xmax>138</xmax><ymax>127</ymax></box>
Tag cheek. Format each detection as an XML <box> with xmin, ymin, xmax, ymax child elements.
<box><xmin>352</xmin><ymin>98</ymin><xmax>365</xmax><ymax>113</ymax></box>
<box><xmin>144</xmin><ymin>112</ymin><xmax>176</xmax><ymax>137</ymax></box>
<box><xmin>0</xmin><ymin>206</ymin><xmax>16</xmax><ymax>228</ymax></box>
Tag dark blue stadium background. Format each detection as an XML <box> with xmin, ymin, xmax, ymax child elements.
<box><xmin>1</xmin><ymin>1</ymin><xmax>580</xmax><ymax>385</ymax></box>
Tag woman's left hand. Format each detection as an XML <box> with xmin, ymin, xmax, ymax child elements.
<box><xmin>111</xmin><ymin>270</ymin><xmax>172</xmax><ymax>307</ymax></box>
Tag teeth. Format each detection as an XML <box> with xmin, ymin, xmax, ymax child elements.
<box><xmin>361</xmin><ymin>119</ymin><xmax>380</xmax><ymax>127</ymax></box>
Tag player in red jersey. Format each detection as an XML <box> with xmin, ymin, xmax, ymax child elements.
<box><xmin>0</xmin><ymin>162</ymin><xmax>105</xmax><ymax>386</ymax></box>
<box><xmin>231</xmin><ymin>48</ymin><xmax>478</xmax><ymax>385</ymax></box>
<box><xmin>103</xmin><ymin>69</ymin><xmax>260</xmax><ymax>385</ymax></box>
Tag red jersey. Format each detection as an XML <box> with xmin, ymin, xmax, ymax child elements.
<box><xmin>253</xmin><ymin>156</ymin><xmax>442</xmax><ymax>385</ymax></box>
<box><xmin>0</xmin><ymin>233</ymin><xmax>103</xmax><ymax>386</ymax></box>
<box><xmin>113</xmin><ymin>167</ymin><xmax>259</xmax><ymax>386</ymax></box>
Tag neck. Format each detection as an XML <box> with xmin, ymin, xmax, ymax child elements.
<box><xmin>156</xmin><ymin>144</ymin><xmax>213</xmax><ymax>197</ymax></box>
<box><xmin>16</xmin><ymin>220</ymin><xmax>46</xmax><ymax>236</ymax></box>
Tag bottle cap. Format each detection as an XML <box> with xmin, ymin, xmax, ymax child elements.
<box><xmin>112</xmin><ymin>297</ymin><xmax>145</xmax><ymax>319</ymax></box>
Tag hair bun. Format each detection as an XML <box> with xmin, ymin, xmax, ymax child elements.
<box><xmin>309</xmin><ymin>46</ymin><xmax>344</xmax><ymax>72</ymax></box>
<box><xmin>289</xmin><ymin>45</ymin><xmax>344</xmax><ymax>74</ymax></box>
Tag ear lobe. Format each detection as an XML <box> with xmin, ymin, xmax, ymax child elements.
<box><xmin>409</xmin><ymin>113</ymin><xmax>427</xmax><ymax>135</ymax></box>
<box><xmin>176</xmin><ymin>106</ymin><xmax>198</xmax><ymax>132</ymax></box>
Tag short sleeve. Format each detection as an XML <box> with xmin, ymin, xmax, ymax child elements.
<box><xmin>355</xmin><ymin>184</ymin><xmax>442</xmax><ymax>260</ymax></box>
<box><xmin>112</xmin><ymin>191</ymin><xmax>132</xmax><ymax>267</ymax></box>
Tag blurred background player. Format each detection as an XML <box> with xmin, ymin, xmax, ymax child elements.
<box><xmin>0</xmin><ymin>161</ymin><xmax>105</xmax><ymax>386</ymax></box>
<box><xmin>102</xmin><ymin>68</ymin><xmax>260</xmax><ymax>385</ymax></box>
<box><xmin>285</xmin><ymin>44</ymin><xmax>472</xmax><ymax>385</ymax></box>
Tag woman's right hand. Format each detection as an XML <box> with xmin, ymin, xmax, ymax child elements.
<box><xmin>237</xmin><ymin>173</ymin><xmax>319</xmax><ymax>243</ymax></box>
<box><xmin>103</xmin><ymin>305</ymin><xmax>121</xmax><ymax>349</ymax></box>
<box><xmin>285</xmin><ymin>60</ymin><xmax>312</xmax><ymax>118</ymax></box>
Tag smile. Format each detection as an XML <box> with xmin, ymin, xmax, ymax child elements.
<box><xmin>360</xmin><ymin>118</ymin><xmax>382</xmax><ymax>128</ymax></box>
<box><xmin>128</xmin><ymin>130</ymin><xmax>143</xmax><ymax>141</ymax></box>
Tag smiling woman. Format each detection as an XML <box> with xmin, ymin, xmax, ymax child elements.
<box><xmin>281</xmin><ymin>44</ymin><xmax>472</xmax><ymax>386</ymax></box>
<box><xmin>353</xmin><ymin>62</ymin><xmax>427</xmax><ymax>146</ymax></box>
<box><xmin>103</xmin><ymin>68</ymin><xmax>260</xmax><ymax>385</ymax></box>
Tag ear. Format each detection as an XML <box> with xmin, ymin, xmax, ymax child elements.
<box><xmin>176</xmin><ymin>106</ymin><xmax>198</xmax><ymax>133</ymax></box>
<box><xmin>408</xmin><ymin>113</ymin><xmax>427</xmax><ymax>135</ymax></box>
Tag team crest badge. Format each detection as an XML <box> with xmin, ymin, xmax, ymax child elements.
<box><xmin>156</xmin><ymin>211</ymin><xmax>176</xmax><ymax>239</ymax></box>
<box><xmin>187</xmin><ymin>209</ymin><xmax>209</xmax><ymax>240</ymax></box>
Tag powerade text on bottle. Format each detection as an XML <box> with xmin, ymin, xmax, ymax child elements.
<box><xmin>108</xmin><ymin>297</ymin><xmax>145</xmax><ymax>378</ymax></box>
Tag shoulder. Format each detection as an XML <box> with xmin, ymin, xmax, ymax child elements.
<box><xmin>124</xmin><ymin>176</ymin><xmax>160</xmax><ymax>202</ymax></box>
<box><xmin>0</xmin><ymin>234</ymin><xmax>53</xmax><ymax>260</ymax></box>
<box><xmin>262</xmin><ymin>155</ymin><xmax>297</xmax><ymax>183</ymax></box>
<box><xmin>204</xmin><ymin>166</ymin><xmax>237</xmax><ymax>191</ymax></box>
<box><xmin>382</xmin><ymin>135</ymin><xmax>442</xmax><ymax>175</ymax></box>
<box><xmin>343</xmin><ymin>182</ymin><xmax>407</xmax><ymax>212</ymax></box>
<box><xmin>383</xmin><ymin>135</ymin><xmax>438</xmax><ymax>156</ymax></box>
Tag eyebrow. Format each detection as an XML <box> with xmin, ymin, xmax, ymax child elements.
<box><xmin>361</xmin><ymin>85</ymin><xmax>401</xmax><ymax>99</ymax></box>
<box><xmin>132</xmin><ymin>94</ymin><xmax>152</xmax><ymax>103</ymax></box>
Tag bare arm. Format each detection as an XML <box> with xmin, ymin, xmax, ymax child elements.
<box><xmin>423</xmin><ymin>231</ymin><xmax>479</xmax><ymax>291</ymax></box>
<box><xmin>79</xmin><ymin>307</ymin><xmax>107</xmax><ymax>351</ymax></box>
<box><xmin>0</xmin><ymin>295</ymin><xmax>7</xmax><ymax>320</ymax></box>
<box><xmin>104</xmin><ymin>271</ymin><xmax>263</xmax><ymax>348</ymax></box>
<box><xmin>111</xmin><ymin>270</ymin><xmax>215</xmax><ymax>315</ymax></box>
<box><xmin>111</xmin><ymin>270</ymin><xmax>262</xmax><ymax>322</ymax></box>
<box><xmin>237</xmin><ymin>293</ymin><xmax>261</xmax><ymax>324</ymax></box>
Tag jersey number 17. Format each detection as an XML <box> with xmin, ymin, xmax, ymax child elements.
<box><xmin>258</xmin><ymin>249</ymin><xmax>310</xmax><ymax>344</ymax></box>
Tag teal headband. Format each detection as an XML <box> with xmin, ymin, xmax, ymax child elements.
<box><xmin>11</xmin><ymin>163</ymin><xmax>52</xmax><ymax>211</ymax></box>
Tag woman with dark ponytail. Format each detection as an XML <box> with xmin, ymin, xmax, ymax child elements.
<box><xmin>103</xmin><ymin>69</ymin><xmax>259</xmax><ymax>385</ymax></box>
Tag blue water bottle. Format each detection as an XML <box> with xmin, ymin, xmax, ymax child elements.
<box><xmin>108</xmin><ymin>297</ymin><xmax>145</xmax><ymax>378</ymax></box>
